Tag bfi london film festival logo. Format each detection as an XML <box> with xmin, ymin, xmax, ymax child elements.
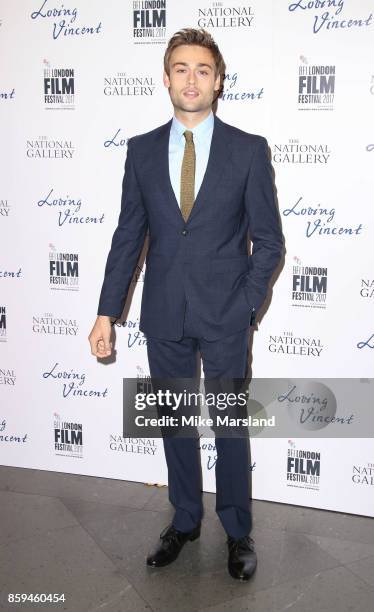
<box><xmin>197</xmin><ymin>2</ymin><xmax>254</xmax><ymax>27</ymax></box>
<box><xmin>53</xmin><ymin>412</ymin><xmax>83</xmax><ymax>458</ymax></box>
<box><xmin>37</xmin><ymin>189</ymin><xmax>105</xmax><ymax>228</ymax></box>
<box><xmin>32</xmin><ymin>313</ymin><xmax>78</xmax><ymax>337</ymax></box>
<box><xmin>0</xmin><ymin>306</ymin><xmax>7</xmax><ymax>342</ymax></box>
<box><xmin>49</xmin><ymin>244</ymin><xmax>79</xmax><ymax>291</ymax></box>
<box><xmin>26</xmin><ymin>135</ymin><xmax>74</xmax><ymax>159</ymax></box>
<box><xmin>268</xmin><ymin>331</ymin><xmax>323</xmax><ymax>357</ymax></box>
<box><xmin>291</xmin><ymin>256</ymin><xmax>327</xmax><ymax>310</ymax></box>
<box><xmin>272</xmin><ymin>139</ymin><xmax>331</xmax><ymax>164</ymax></box>
<box><xmin>104</xmin><ymin>72</ymin><xmax>156</xmax><ymax>96</ymax></box>
<box><xmin>298</xmin><ymin>56</ymin><xmax>335</xmax><ymax>111</ymax></box>
<box><xmin>30</xmin><ymin>0</ymin><xmax>102</xmax><ymax>40</ymax></box>
<box><xmin>132</xmin><ymin>0</ymin><xmax>166</xmax><ymax>44</ymax></box>
<box><xmin>352</xmin><ymin>462</ymin><xmax>374</xmax><ymax>486</ymax></box>
<box><xmin>43</xmin><ymin>60</ymin><xmax>75</xmax><ymax>110</ymax></box>
<box><xmin>0</xmin><ymin>368</ymin><xmax>16</xmax><ymax>386</ymax></box>
<box><xmin>287</xmin><ymin>440</ymin><xmax>321</xmax><ymax>490</ymax></box>
<box><xmin>288</xmin><ymin>1</ymin><xmax>373</xmax><ymax>35</ymax></box>
<box><xmin>122</xmin><ymin>370</ymin><xmax>156</xmax><ymax>446</ymax></box>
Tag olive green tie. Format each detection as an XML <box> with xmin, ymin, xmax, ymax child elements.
<box><xmin>180</xmin><ymin>130</ymin><xmax>195</xmax><ymax>222</ymax></box>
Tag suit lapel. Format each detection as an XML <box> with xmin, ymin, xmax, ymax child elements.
<box><xmin>188</xmin><ymin>114</ymin><xmax>232</xmax><ymax>224</ymax></box>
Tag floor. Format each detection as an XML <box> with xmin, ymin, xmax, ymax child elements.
<box><xmin>0</xmin><ymin>466</ymin><xmax>373</xmax><ymax>611</ymax></box>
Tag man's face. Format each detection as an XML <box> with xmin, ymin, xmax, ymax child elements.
<box><xmin>163</xmin><ymin>44</ymin><xmax>221</xmax><ymax>114</ymax></box>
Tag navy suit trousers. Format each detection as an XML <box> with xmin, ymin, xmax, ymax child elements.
<box><xmin>146</xmin><ymin>300</ymin><xmax>252</xmax><ymax>539</ymax></box>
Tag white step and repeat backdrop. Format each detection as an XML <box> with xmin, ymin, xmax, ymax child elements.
<box><xmin>1</xmin><ymin>1</ymin><xmax>373</xmax><ymax>517</ymax></box>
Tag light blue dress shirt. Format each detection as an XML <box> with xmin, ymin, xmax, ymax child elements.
<box><xmin>169</xmin><ymin>110</ymin><xmax>214</xmax><ymax>207</ymax></box>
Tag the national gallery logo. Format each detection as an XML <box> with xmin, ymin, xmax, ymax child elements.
<box><xmin>286</xmin><ymin>440</ymin><xmax>321</xmax><ymax>491</ymax></box>
<box><xmin>352</xmin><ymin>462</ymin><xmax>374</xmax><ymax>486</ymax></box>
<box><xmin>0</xmin><ymin>200</ymin><xmax>10</xmax><ymax>218</ymax></box>
<box><xmin>298</xmin><ymin>56</ymin><xmax>335</xmax><ymax>111</ymax></box>
<box><xmin>54</xmin><ymin>412</ymin><xmax>83</xmax><ymax>458</ymax></box>
<box><xmin>104</xmin><ymin>73</ymin><xmax>156</xmax><ymax>96</ymax></box>
<box><xmin>360</xmin><ymin>278</ymin><xmax>374</xmax><ymax>300</ymax></box>
<box><xmin>43</xmin><ymin>61</ymin><xmax>75</xmax><ymax>110</ymax></box>
<box><xmin>26</xmin><ymin>136</ymin><xmax>74</xmax><ymax>159</ymax></box>
<box><xmin>268</xmin><ymin>331</ymin><xmax>324</xmax><ymax>357</ymax></box>
<box><xmin>0</xmin><ymin>368</ymin><xmax>16</xmax><ymax>386</ymax></box>
<box><xmin>30</xmin><ymin>0</ymin><xmax>102</xmax><ymax>40</ymax></box>
<box><xmin>197</xmin><ymin>2</ymin><xmax>254</xmax><ymax>27</ymax></box>
<box><xmin>272</xmin><ymin>139</ymin><xmax>331</xmax><ymax>164</ymax></box>
<box><xmin>291</xmin><ymin>256</ymin><xmax>327</xmax><ymax>310</ymax></box>
<box><xmin>110</xmin><ymin>435</ymin><xmax>158</xmax><ymax>456</ymax></box>
<box><xmin>49</xmin><ymin>244</ymin><xmax>79</xmax><ymax>291</ymax></box>
<box><xmin>132</xmin><ymin>0</ymin><xmax>166</xmax><ymax>44</ymax></box>
<box><xmin>32</xmin><ymin>313</ymin><xmax>78</xmax><ymax>336</ymax></box>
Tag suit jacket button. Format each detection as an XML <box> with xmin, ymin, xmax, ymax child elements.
<box><xmin>181</xmin><ymin>229</ymin><xmax>188</xmax><ymax>236</ymax></box>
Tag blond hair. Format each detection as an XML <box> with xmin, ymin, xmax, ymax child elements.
<box><xmin>164</xmin><ymin>28</ymin><xmax>225</xmax><ymax>78</ymax></box>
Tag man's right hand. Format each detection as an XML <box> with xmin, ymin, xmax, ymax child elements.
<box><xmin>88</xmin><ymin>315</ymin><xmax>114</xmax><ymax>358</ymax></box>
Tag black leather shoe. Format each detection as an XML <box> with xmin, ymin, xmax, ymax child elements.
<box><xmin>146</xmin><ymin>523</ymin><xmax>201</xmax><ymax>567</ymax></box>
<box><xmin>227</xmin><ymin>534</ymin><xmax>257</xmax><ymax>580</ymax></box>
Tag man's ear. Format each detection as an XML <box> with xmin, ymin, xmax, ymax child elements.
<box><xmin>214</xmin><ymin>72</ymin><xmax>221</xmax><ymax>91</ymax></box>
<box><xmin>163</xmin><ymin>70</ymin><xmax>170</xmax><ymax>88</ymax></box>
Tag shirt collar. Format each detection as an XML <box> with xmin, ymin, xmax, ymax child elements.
<box><xmin>170</xmin><ymin>110</ymin><xmax>214</xmax><ymax>144</ymax></box>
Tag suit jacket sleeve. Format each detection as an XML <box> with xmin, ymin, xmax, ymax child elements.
<box><xmin>97</xmin><ymin>138</ymin><xmax>149</xmax><ymax>318</ymax></box>
<box><xmin>243</xmin><ymin>136</ymin><xmax>283</xmax><ymax>323</ymax></box>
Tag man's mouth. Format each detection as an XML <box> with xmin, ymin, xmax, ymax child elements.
<box><xmin>183</xmin><ymin>89</ymin><xmax>199</xmax><ymax>99</ymax></box>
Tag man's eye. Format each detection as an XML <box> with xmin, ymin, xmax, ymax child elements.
<box><xmin>199</xmin><ymin>71</ymin><xmax>208</xmax><ymax>76</ymax></box>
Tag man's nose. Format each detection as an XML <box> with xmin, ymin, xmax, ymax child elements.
<box><xmin>187</xmin><ymin>71</ymin><xmax>196</xmax><ymax>85</ymax></box>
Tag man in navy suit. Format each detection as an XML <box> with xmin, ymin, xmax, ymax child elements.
<box><xmin>89</xmin><ymin>28</ymin><xmax>283</xmax><ymax>580</ymax></box>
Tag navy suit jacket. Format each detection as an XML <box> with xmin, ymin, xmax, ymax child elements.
<box><xmin>97</xmin><ymin>114</ymin><xmax>284</xmax><ymax>341</ymax></box>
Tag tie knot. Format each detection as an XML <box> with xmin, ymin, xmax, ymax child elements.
<box><xmin>184</xmin><ymin>130</ymin><xmax>194</xmax><ymax>143</ymax></box>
